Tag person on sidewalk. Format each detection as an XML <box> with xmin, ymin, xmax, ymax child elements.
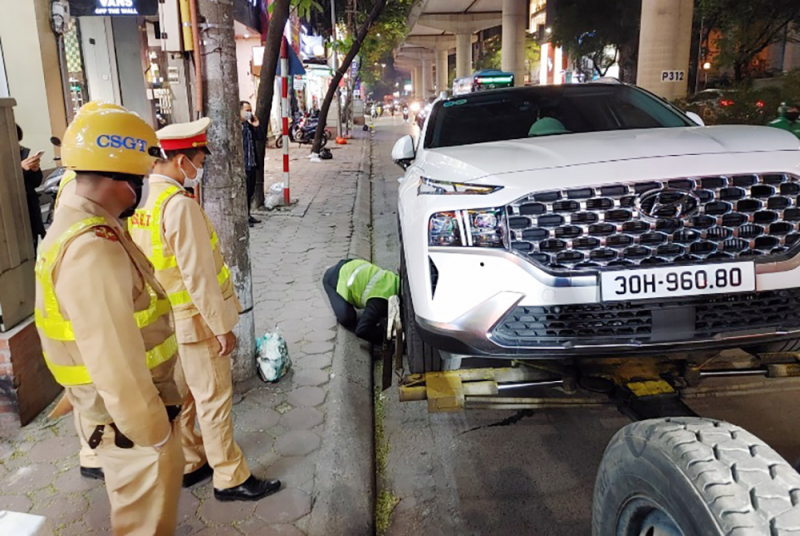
<box><xmin>240</xmin><ymin>100</ymin><xmax>263</xmax><ymax>227</ymax></box>
<box><xmin>17</xmin><ymin>124</ymin><xmax>46</xmax><ymax>249</ymax></box>
<box><xmin>322</xmin><ymin>259</ymin><xmax>399</xmax><ymax>344</ymax></box>
<box><xmin>35</xmin><ymin>102</ymin><xmax>184</xmax><ymax>534</ymax></box>
<box><xmin>128</xmin><ymin>117</ymin><xmax>281</xmax><ymax>502</ymax></box>
<box><xmin>768</xmin><ymin>102</ymin><xmax>800</xmax><ymax>139</ymax></box>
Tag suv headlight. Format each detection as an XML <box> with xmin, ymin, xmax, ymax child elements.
<box><xmin>418</xmin><ymin>177</ymin><xmax>503</xmax><ymax>195</ymax></box>
<box><xmin>429</xmin><ymin>208</ymin><xmax>506</xmax><ymax>248</ymax></box>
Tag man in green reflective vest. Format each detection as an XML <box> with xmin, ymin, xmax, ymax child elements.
<box><xmin>767</xmin><ymin>102</ymin><xmax>800</xmax><ymax>139</ymax></box>
<box><xmin>323</xmin><ymin>259</ymin><xmax>399</xmax><ymax>343</ymax></box>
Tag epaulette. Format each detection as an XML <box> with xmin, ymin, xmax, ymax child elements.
<box><xmin>93</xmin><ymin>225</ymin><xmax>120</xmax><ymax>242</ymax></box>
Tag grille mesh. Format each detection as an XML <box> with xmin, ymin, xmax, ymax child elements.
<box><xmin>507</xmin><ymin>173</ymin><xmax>800</xmax><ymax>273</ymax></box>
<box><xmin>492</xmin><ymin>289</ymin><xmax>800</xmax><ymax>348</ymax></box>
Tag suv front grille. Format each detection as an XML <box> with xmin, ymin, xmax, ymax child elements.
<box><xmin>492</xmin><ymin>289</ymin><xmax>800</xmax><ymax>348</ymax></box>
<box><xmin>507</xmin><ymin>173</ymin><xmax>800</xmax><ymax>273</ymax></box>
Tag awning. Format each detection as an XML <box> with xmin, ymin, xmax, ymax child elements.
<box><xmin>277</xmin><ymin>46</ymin><xmax>306</xmax><ymax>77</ymax></box>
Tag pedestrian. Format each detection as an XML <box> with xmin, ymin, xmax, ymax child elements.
<box><xmin>128</xmin><ymin>117</ymin><xmax>281</xmax><ymax>502</ymax></box>
<box><xmin>240</xmin><ymin>100</ymin><xmax>263</xmax><ymax>227</ymax></box>
<box><xmin>17</xmin><ymin>125</ymin><xmax>46</xmax><ymax>249</ymax></box>
<box><xmin>35</xmin><ymin>101</ymin><xmax>184</xmax><ymax>534</ymax></box>
<box><xmin>768</xmin><ymin>102</ymin><xmax>800</xmax><ymax>139</ymax></box>
<box><xmin>322</xmin><ymin>259</ymin><xmax>399</xmax><ymax>343</ymax></box>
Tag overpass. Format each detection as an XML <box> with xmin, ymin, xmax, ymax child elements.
<box><xmin>394</xmin><ymin>0</ymin><xmax>695</xmax><ymax>101</ymax></box>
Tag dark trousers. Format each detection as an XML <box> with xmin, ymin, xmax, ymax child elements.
<box><xmin>323</xmin><ymin>261</ymin><xmax>388</xmax><ymax>344</ymax></box>
<box><xmin>245</xmin><ymin>167</ymin><xmax>257</xmax><ymax>214</ymax></box>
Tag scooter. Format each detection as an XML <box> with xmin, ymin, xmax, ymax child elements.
<box><xmin>402</xmin><ymin>107</ymin><xmax>409</xmax><ymax>122</ymax></box>
<box><xmin>276</xmin><ymin>112</ymin><xmax>331</xmax><ymax>148</ymax></box>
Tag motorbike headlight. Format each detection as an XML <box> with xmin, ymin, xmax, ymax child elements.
<box><xmin>418</xmin><ymin>177</ymin><xmax>503</xmax><ymax>196</ymax></box>
<box><xmin>428</xmin><ymin>208</ymin><xmax>506</xmax><ymax>248</ymax></box>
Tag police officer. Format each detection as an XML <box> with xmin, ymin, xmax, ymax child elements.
<box><xmin>128</xmin><ymin>118</ymin><xmax>280</xmax><ymax>501</ymax></box>
<box><xmin>35</xmin><ymin>102</ymin><xmax>184</xmax><ymax>533</ymax></box>
<box><xmin>322</xmin><ymin>259</ymin><xmax>399</xmax><ymax>343</ymax></box>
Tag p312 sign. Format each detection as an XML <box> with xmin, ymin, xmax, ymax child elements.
<box><xmin>661</xmin><ymin>70</ymin><xmax>685</xmax><ymax>82</ymax></box>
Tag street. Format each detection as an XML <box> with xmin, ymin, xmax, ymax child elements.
<box><xmin>369</xmin><ymin>115</ymin><xmax>800</xmax><ymax>536</ymax></box>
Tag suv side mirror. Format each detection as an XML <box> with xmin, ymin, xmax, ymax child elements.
<box><xmin>685</xmin><ymin>111</ymin><xmax>705</xmax><ymax>127</ymax></box>
<box><xmin>392</xmin><ymin>135</ymin><xmax>415</xmax><ymax>170</ymax></box>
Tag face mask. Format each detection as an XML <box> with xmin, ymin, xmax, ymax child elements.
<box><xmin>181</xmin><ymin>157</ymin><xmax>204</xmax><ymax>189</ymax></box>
<box><xmin>786</xmin><ymin>111</ymin><xmax>799</xmax><ymax>122</ymax></box>
<box><xmin>244</xmin><ymin>111</ymin><xmax>253</xmax><ymax>122</ymax></box>
<box><xmin>119</xmin><ymin>177</ymin><xmax>146</xmax><ymax>219</ymax></box>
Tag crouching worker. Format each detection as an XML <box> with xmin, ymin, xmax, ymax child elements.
<box><xmin>322</xmin><ymin>259</ymin><xmax>399</xmax><ymax>343</ymax></box>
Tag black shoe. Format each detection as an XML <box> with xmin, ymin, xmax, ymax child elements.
<box><xmin>80</xmin><ymin>466</ymin><xmax>104</xmax><ymax>481</ymax></box>
<box><xmin>183</xmin><ymin>462</ymin><xmax>213</xmax><ymax>488</ymax></box>
<box><xmin>248</xmin><ymin>216</ymin><xmax>261</xmax><ymax>225</ymax></box>
<box><xmin>214</xmin><ymin>475</ymin><xmax>281</xmax><ymax>502</ymax></box>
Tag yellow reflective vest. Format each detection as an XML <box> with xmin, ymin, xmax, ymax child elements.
<box><xmin>128</xmin><ymin>181</ymin><xmax>234</xmax><ymax>326</ymax></box>
<box><xmin>35</xmin><ymin>217</ymin><xmax>177</xmax><ymax>387</ymax></box>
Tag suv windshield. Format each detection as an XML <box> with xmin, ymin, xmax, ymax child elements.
<box><xmin>425</xmin><ymin>84</ymin><xmax>694</xmax><ymax>149</ymax></box>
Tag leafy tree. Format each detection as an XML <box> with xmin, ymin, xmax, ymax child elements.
<box><xmin>550</xmin><ymin>0</ymin><xmax>641</xmax><ymax>82</ymax></box>
<box><xmin>699</xmin><ymin>0</ymin><xmax>800</xmax><ymax>81</ymax></box>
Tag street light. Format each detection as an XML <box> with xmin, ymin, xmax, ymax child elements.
<box><xmin>703</xmin><ymin>62</ymin><xmax>711</xmax><ymax>70</ymax></box>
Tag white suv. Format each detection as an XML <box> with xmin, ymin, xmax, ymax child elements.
<box><xmin>393</xmin><ymin>82</ymin><xmax>800</xmax><ymax>374</ymax></box>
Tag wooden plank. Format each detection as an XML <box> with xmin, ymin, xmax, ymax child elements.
<box><xmin>0</xmin><ymin>260</ymin><xmax>35</xmax><ymax>331</ymax></box>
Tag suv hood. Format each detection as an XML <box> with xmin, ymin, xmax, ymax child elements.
<box><xmin>423</xmin><ymin>125</ymin><xmax>800</xmax><ymax>182</ymax></box>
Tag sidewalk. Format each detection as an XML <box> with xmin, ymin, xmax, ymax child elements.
<box><xmin>0</xmin><ymin>131</ymin><xmax>374</xmax><ymax>535</ymax></box>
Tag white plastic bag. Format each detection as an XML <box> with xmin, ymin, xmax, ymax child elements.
<box><xmin>264</xmin><ymin>182</ymin><xmax>284</xmax><ymax>210</ymax></box>
<box><xmin>255</xmin><ymin>328</ymin><xmax>291</xmax><ymax>382</ymax></box>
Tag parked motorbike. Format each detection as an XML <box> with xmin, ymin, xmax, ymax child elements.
<box><xmin>276</xmin><ymin>112</ymin><xmax>331</xmax><ymax>148</ymax></box>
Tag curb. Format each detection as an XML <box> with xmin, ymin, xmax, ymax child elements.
<box><xmin>307</xmin><ymin>133</ymin><xmax>375</xmax><ymax>536</ymax></box>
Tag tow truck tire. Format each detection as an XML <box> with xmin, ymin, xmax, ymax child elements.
<box><xmin>593</xmin><ymin>417</ymin><xmax>800</xmax><ymax>536</ymax></box>
<box><xmin>399</xmin><ymin>244</ymin><xmax>442</xmax><ymax>374</ymax></box>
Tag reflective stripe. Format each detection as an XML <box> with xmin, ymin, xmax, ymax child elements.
<box><xmin>167</xmin><ymin>264</ymin><xmax>231</xmax><ymax>306</ymax></box>
<box><xmin>43</xmin><ymin>334</ymin><xmax>179</xmax><ymax>387</ymax></box>
<box><xmin>347</xmin><ymin>264</ymin><xmax>370</xmax><ymax>288</ymax></box>
<box><xmin>362</xmin><ymin>270</ymin><xmax>386</xmax><ymax>304</ymax></box>
<box><xmin>35</xmin><ymin>284</ymin><xmax>170</xmax><ymax>341</ymax></box>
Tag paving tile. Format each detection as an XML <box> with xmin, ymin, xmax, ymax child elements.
<box><xmin>31</xmin><ymin>494</ymin><xmax>88</xmax><ymax>526</ymax></box>
<box><xmin>194</xmin><ymin>526</ymin><xmax>242</xmax><ymax>536</ymax></box>
<box><xmin>83</xmin><ymin>486</ymin><xmax>111</xmax><ymax>532</ymax></box>
<box><xmin>53</xmin><ymin>465</ymin><xmax>103</xmax><ymax>493</ymax></box>
<box><xmin>280</xmin><ymin>408</ymin><xmax>324</xmax><ymax>431</ymax></box>
<box><xmin>265</xmin><ymin>456</ymin><xmax>316</xmax><ymax>488</ymax></box>
<box><xmin>198</xmin><ymin>495</ymin><xmax>256</xmax><ymax>525</ymax></box>
<box><xmin>0</xmin><ymin>493</ymin><xmax>32</xmax><ymax>512</ymax></box>
<box><xmin>274</xmin><ymin>431</ymin><xmax>321</xmax><ymax>457</ymax></box>
<box><xmin>234</xmin><ymin>408</ymin><xmax>281</xmax><ymax>432</ymax></box>
<box><xmin>174</xmin><ymin>517</ymin><xmax>206</xmax><ymax>536</ymax></box>
<box><xmin>236</xmin><ymin>431</ymin><xmax>274</xmax><ymax>458</ymax></box>
<box><xmin>300</xmin><ymin>341</ymin><xmax>334</xmax><ymax>355</ymax></box>
<box><xmin>241</xmin><ymin>388</ymin><xmax>285</xmax><ymax>409</ymax></box>
<box><xmin>306</xmin><ymin>317</ymin><xmax>336</xmax><ymax>331</ymax></box>
<box><xmin>254</xmin><ymin>488</ymin><xmax>311</xmax><ymax>524</ymax></box>
<box><xmin>302</xmin><ymin>330</ymin><xmax>335</xmax><ymax>343</ymax></box>
<box><xmin>238</xmin><ymin>521</ymin><xmax>306</xmax><ymax>536</ymax></box>
<box><xmin>176</xmin><ymin>488</ymin><xmax>201</xmax><ymax>523</ymax></box>
<box><xmin>290</xmin><ymin>369</ymin><xmax>329</xmax><ymax>387</ymax></box>
<box><xmin>286</xmin><ymin>387</ymin><xmax>326</xmax><ymax>408</ymax></box>
<box><xmin>4</xmin><ymin>463</ymin><xmax>58</xmax><ymax>493</ymax></box>
<box><xmin>59</xmin><ymin>522</ymin><xmax>96</xmax><ymax>536</ymax></box>
<box><xmin>294</xmin><ymin>354</ymin><xmax>331</xmax><ymax>370</ymax></box>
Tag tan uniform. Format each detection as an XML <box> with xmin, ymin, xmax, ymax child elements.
<box><xmin>129</xmin><ymin>175</ymin><xmax>249</xmax><ymax>489</ymax></box>
<box><xmin>51</xmin><ymin>178</ymin><xmax>101</xmax><ymax>471</ymax></box>
<box><xmin>36</xmin><ymin>192</ymin><xmax>184</xmax><ymax>535</ymax></box>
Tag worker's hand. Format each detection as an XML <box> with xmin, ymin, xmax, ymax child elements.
<box><xmin>216</xmin><ymin>331</ymin><xmax>237</xmax><ymax>356</ymax></box>
<box><xmin>21</xmin><ymin>154</ymin><xmax>41</xmax><ymax>172</ymax></box>
<box><xmin>250</xmin><ymin>115</ymin><xmax>260</xmax><ymax>127</ymax></box>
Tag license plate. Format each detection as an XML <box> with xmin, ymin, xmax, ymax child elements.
<box><xmin>600</xmin><ymin>262</ymin><xmax>756</xmax><ymax>302</ymax></box>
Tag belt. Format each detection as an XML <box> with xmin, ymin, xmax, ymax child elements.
<box><xmin>88</xmin><ymin>405</ymin><xmax>181</xmax><ymax>450</ymax></box>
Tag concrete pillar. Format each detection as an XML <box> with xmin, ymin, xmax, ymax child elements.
<box><xmin>636</xmin><ymin>0</ymin><xmax>694</xmax><ymax>99</ymax></box>
<box><xmin>422</xmin><ymin>59</ymin><xmax>433</xmax><ymax>99</ymax></box>
<box><xmin>456</xmin><ymin>33</ymin><xmax>472</xmax><ymax>78</ymax></box>
<box><xmin>502</xmin><ymin>0</ymin><xmax>527</xmax><ymax>85</ymax></box>
<box><xmin>414</xmin><ymin>65</ymin><xmax>423</xmax><ymax>100</ymax></box>
<box><xmin>436</xmin><ymin>48</ymin><xmax>449</xmax><ymax>93</ymax></box>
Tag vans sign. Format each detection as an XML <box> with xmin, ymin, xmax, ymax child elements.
<box><xmin>67</xmin><ymin>0</ymin><xmax>158</xmax><ymax>16</ymax></box>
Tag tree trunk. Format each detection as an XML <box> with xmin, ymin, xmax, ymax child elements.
<box><xmin>253</xmin><ymin>0</ymin><xmax>291</xmax><ymax>208</ymax></box>
<box><xmin>197</xmin><ymin>0</ymin><xmax>255</xmax><ymax>382</ymax></box>
<box><xmin>311</xmin><ymin>0</ymin><xmax>388</xmax><ymax>154</ymax></box>
<box><xmin>734</xmin><ymin>60</ymin><xmax>744</xmax><ymax>82</ymax></box>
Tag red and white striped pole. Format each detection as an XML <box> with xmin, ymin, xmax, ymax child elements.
<box><xmin>280</xmin><ymin>36</ymin><xmax>290</xmax><ymax>205</ymax></box>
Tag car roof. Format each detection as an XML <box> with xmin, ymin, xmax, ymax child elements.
<box><xmin>440</xmin><ymin>82</ymin><xmax>635</xmax><ymax>104</ymax></box>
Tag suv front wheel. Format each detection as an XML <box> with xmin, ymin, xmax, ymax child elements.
<box><xmin>400</xmin><ymin>245</ymin><xmax>443</xmax><ymax>374</ymax></box>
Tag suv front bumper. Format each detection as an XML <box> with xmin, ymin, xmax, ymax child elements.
<box><xmin>416</xmin><ymin>249</ymin><xmax>800</xmax><ymax>358</ymax></box>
